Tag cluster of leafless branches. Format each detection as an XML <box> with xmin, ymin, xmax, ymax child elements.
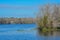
<box><xmin>36</xmin><ymin>3</ymin><xmax>60</xmax><ymax>28</ymax></box>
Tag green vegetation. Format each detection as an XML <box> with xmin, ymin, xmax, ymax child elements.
<box><xmin>37</xmin><ymin>15</ymin><xmax>53</xmax><ymax>32</ymax></box>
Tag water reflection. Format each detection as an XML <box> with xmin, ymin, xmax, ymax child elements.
<box><xmin>37</xmin><ymin>30</ymin><xmax>60</xmax><ymax>40</ymax></box>
<box><xmin>38</xmin><ymin>31</ymin><xmax>60</xmax><ymax>36</ymax></box>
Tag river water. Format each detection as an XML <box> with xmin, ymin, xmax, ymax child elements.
<box><xmin>0</xmin><ymin>24</ymin><xmax>60</xmax><ymax>40</ymax></box>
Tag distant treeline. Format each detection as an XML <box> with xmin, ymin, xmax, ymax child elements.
<box><xmin>0</xmin><ymin>17</ymin><xmax>35</xmax><ymax>24</ymax></box>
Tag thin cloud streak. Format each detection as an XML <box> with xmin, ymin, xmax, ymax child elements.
<box><xmin>0</xmin><ymin>4</ymin><xmax>38</xmax><ymax>9</ymax></box>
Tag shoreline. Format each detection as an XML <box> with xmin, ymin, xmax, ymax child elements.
<box><xmin>0</xmin><ymin>18</ymin><xmax>35</xmax><ymax>24</ymax></box>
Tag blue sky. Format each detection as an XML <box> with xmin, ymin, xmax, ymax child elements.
<box><xmin>0</xmin><ymin>0</ymin><xmax>60</xmax><ymax>18</ymax></box>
